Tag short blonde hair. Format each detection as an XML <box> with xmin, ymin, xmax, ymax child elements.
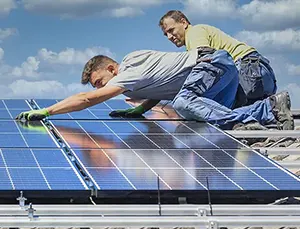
<box><xmin>81</xmin><ymin>55</ymin><xmax>117</xmax><ymax>85</ymax></box>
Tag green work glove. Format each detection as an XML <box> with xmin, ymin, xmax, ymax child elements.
<box><xmin>15</xmin><ymin>108</ymin><xmax>50</xmax><ymax>121</ymax></box>
<box><xmin>109</xmin><ymin>105</ymin><xmax>145</xmax><ymax>117</ymax></box>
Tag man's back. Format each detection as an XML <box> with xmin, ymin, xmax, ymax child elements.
<box><xmin>107</xmin><ymin>50</ymin><xmax>198</xmax><ymax>100</ymax></box>
<box><xmin>185</xmin><ymin>24</ymin><xmax>255</xmax><ymax>62</ymax></box>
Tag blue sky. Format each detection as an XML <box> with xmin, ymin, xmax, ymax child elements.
<box><xmin>0</xmin><ymin>0</ymin><xmax>300</xmax><ymax>108</ymax></box>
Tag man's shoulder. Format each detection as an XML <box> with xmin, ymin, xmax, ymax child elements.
<box><xmin>191</xmin><ymin>24</ymin><xmax>216</xmax><ymax>31</ymax></box>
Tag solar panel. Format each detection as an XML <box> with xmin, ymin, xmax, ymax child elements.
<box><xmin>50</xmin><ymin>119</ymin><xmax>300</xmax><ymax>192</ymax></box>
<box><xmin>0</xmin><ymin>99</ymin><xmax>300</xmax><ymax>204</ymax></box>
<box><xmin>0</xmin><ymin>100</ymin><xmax>87</xmax><ymax>191</ymax></box>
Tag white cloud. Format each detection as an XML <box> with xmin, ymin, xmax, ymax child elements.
<box><xmin>7</xmin><ymin>80</ymin><xmax>90</xmax><ymax>99</ymax></box>
<box><xmin>0</xmin><ymin>0</ymin><xmax>16</xmax><ymax>16</ymax></box>
<box><xmin>0</xmin><ymin>28</ymin><xmax>18</xmax><ymax>42</ymax></box>
<box><xmin>235</xmin><ymin>29</ymin><xmax>300</xmax><ymax>53</ymax></box>
<box><xmin>182</xmin><ymin>0</ymin><xmax>237</xmax><ymax>19</ymax></box>
<box><xmin>11</xmin><ymin>56</ymin><xmax>40</xmax><ymax>78</ymax></box>
<box><xmin>283</xmin><ymin>83</ymin><xmax>300</xmax><ymax>109</ymax></box>
<box><xmin>0</xmin><ymin>46</ymin><xmax>112</xmax><ymax>98</ymax></box>
<box><xmin>110</xmin><ymin>7</ymin><xmax>143</xmax><ymax>17</ymax></box>
<box><xmin>287</xmin><ymin>64</ymin><xmax>300</xmax><ymax>76</ymax></box>
<box><xmin>21</xmin><ymin>0</ymin><xmax>166</xmax><ymax>18</ymax></box>
<box><xmin>239</xmin><ymin>0</ymin><xmax>300</xmax><ymax>31</ymax></box>
<box><xmin>181</xmin><ymin>0</ymin><xmax>300</xmax><ymax>31</ymax></box>
<box><xmin>0</xmin><ymin>48</ymin><xmax>4</xmax><ymax>61</ymax></box>
<box><xmin>38</xmin><ymin>46</ymin><xmax>114</xmax><ymax>65</ymax></box>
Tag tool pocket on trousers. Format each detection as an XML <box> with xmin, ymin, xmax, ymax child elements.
<box><xmin>239</xmin><ymin>57</ymin><xmax>264</xmax><ymax>100</ymax></box>
<box><xmin>183</xmin><ymin>63</ymin><xmax>224</xmax><ymax>96</ymax></box>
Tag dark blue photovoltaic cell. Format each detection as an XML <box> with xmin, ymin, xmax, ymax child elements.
<box><xmin>164</xmin><ymin>150</ymin><xmax>211</xmax><ymax>168</ymax></box>
<box><xmin>195</xmin><ymin>149</ymin><xmax>246</xmax><ymax>168</ymax></box>
<box><xmin>3</xmin><ymin>100</ymin><xmax>31</xmax><ymax>109</ymax></box>
<box><xmin>146</xmin><ymin>134</ymin><xmax>188</xmax><ymax>149</ymax></box>
<box><xmin>202</xmin><ymin>134</ymin><xmax>244</xmax><ymax>149</ymax></box>
<box><xmin>34</xmin><ymin>99</ymin><xmax>57</xmax><ymax>108</ymax></box>
<box><xmin>0</xmin><ymin>121</ymin><xmax>19</xmax><ymax>132</ymax></box>
<box><xmin>0</xmin><ymin>134</ymin><xmax>27</xmax><ymax>147</ymax></box>
<box><xmin>22</xmin><ymin>134</ymin><xmax>58</xmax><ymax>148</ymax></box>
<box><xmin>17</xmin><ymin>121</ymin><xmax>49</xmax><ymax>134</ymax></box>
<box><xmin>89</xmin><ymin>110</ymin><xmax>115</xmax><ymax>119</ymax></box>
<box><xmin>73</xmin><ymin>149</ymin><xmax>116</xmax><ymax>167</ymax></box>
<box><xmin>88</xmin><ymin>168</ymin><xmax>134</xmax><ymax>190</ymax></box>
<box><xmin>153</xmin><ymin>168</ymin><xmax>205</xmax><ymax>190</ymax></box>
<box><xmin>120</xmin><ymin>168</ymin><xmax>169</xmax><ymax>190</ymax></box>
<box><xmin>89</xmin><ymin>103</ymin><xmax>110</xmax><ymax>109</ymax></box>
<box><xmin>2</xmin><ymin>149</ymin><xmax>37</xmax><ymax>167</ymax></box>
<box><xmin>104</xmin><ymin>149</ymin><xmax>148</xmax><ymax>168</ymax></box>
<box><xmin>131</xmin><ymin>122</ymin><xmax>167</xmax><ymax>133</ymax></box>
<box><xmin>183</xmin><ymin>122</ymin><xmax>221</xmax><ymax>134</ymax></box>
<box><xmin>63</xmin><ymin>134</ymin><xmax>99</xmax><ymax>148</ymax></box>
<box><xmin>51</xmin><ymin>120</ymin><xmax>86</xmax><ymax>134</ymax></box>
<box><xmin>33</xmin><ymin>149</ymin><xmax>71</xmax><ymax>167</ymax></box>
<box><xmin>225</xmin><ymin>150</ymin><xmax>277</xmax><ymax>168</ymax></box>
<box><xmin>253</xmin><ymin>169</ymin><xmax>300</xmax><ymax>190</ymax></box>
<box><xmin>0</xmin><ymin>169</ymin><xmax>12</xmax><ymax>189</ymax></box>
<box><xmin>78</xmin><ymin>121</ymin><xmax>112</xmax><ymax>134</ymax></box>
<box><xmin>105</xmin><ymin>122</ymin><xmax>140</xmax><ymax>134</ymax></box>
<box><xmin>50</xmin><ymin>113</ymin><xmax>72</xmax><ymax>119</ymax></box>
<box><xmin>219</xmin><ymin>169</ymin><xmax>275</xmax><ymax>190</ymax></box>
<box><xmin>9</xmin><ymin>168</ymin><xmax>49</xmax><ymax>189</ymax></box>
<box><xmin>91</xmin><ymin>134</ymin><xmax>129</xmax><ymax>149</ymax></box>
<box><xmin>0</xmin><ymin>152</ymin><xmax>4</xmax><ymax>167</ymax></box>
<box><xmin>156</xmin><ymin>121</ymin><xmax>194</xmax><ymax>133</ymax></box>
<box><xmin>186</xmin><ymin>169</ymin><xmax>239</xmax><ymax>190</ymax></box>
<box><xmin>0</xmin><ymin>110</ymin><xmax>11</xmax><ymax>119</ymax></box>
<box><xmin>134</xmin><ymin>149</ymin><xmax>182</xmax><ymax>168</ymax></box>
<box><xmin>69</xmin><ymin>110</ymin><xmax>97</xmax><ymax>119</ymax></box>
<box><xmin>174</xmin><ymin>134</ymin><xmax>218</xmax><ymax>149</ymax></box>
<box><xmin>118</xmin><ymin>134</ymin><xmax>158</xmax><ymax>149</ymax></box>
<box><xmin>41</xmin><ymin>168</ymin><xmax>85</xmax><ymax>190</ymax></box>
<box><xmin>0</xmin><ymin>102</ymin><xmax>5</xmax><ymax>109</ymax></box>
<box><xmin>105</xmin><ymin>100</ymin><xmax>132</xmax><ymax>109</ymax></box>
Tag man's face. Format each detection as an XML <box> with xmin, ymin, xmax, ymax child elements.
<box><xmin>89</xmin><ymin>66</ymin><xmax>115</xmax><ymax>89</ymax></box>
<box><xmin>161</xmin><ymin>17</ymin><xmax>188</xmax><ymax>47</ymax></box>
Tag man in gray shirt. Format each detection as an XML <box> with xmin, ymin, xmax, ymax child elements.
<box><xmin>16</xmin><ymin>49</ymin><xmax>293</xmax><ymax>130</ymax></box>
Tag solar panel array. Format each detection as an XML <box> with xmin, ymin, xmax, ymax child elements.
<box><xmin>1</xmin><ymin>99</ymin><xmax>300</xmax><ymax>196</ymax></box>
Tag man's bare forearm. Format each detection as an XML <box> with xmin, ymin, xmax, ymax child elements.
<box><xmin>141</xmin><ymin>99</ymin><xmax>161</xmax><ymax>112</ymax></box>
<box><xmin>47</xmin><ymin>86</ymin><xmax>125</xmax><ymax>115</ymax></box>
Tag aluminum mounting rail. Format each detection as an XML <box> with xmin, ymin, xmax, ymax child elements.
<box><xmin>1</xmin><ymin>204</ymin><xmax>300</xmax><ymax>216</ymax></box>
<box><xmin>254</xmin><ymin>147</ymin><xmax>300</xmax><ymax>155</ymax></box>
<box><xmin>0</xmin><ymin>215</ymin><xmax>300</xmax><ymax>228</ymax></box>
<box><xmin>226</xmin><ymin>130</ymin><xmax>300</xmax><ymax>138</ymax></box>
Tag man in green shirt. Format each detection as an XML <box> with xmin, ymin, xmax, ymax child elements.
<box><xmin>159</xmin><ymin>10</ymin><xmax>277</xmax><ymax>106</ymax></box>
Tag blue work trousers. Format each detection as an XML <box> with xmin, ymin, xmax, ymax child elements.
<box><xmin>172</xmin><ymin>50</ymin><xmax>276</xmax><ymax>128</ymax></box>
<box><xmin>236</xmin><ymin>51</ymin><xmax>277</xmax><ymax>105</ymax></box>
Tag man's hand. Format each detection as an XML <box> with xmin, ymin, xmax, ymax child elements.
<box><xmin>15</xmin><ymin>108</ymin><xmax>50</xmax><ymax>121</ymax></box>
<box><xmin>109</xmin><ymin>105</ymin><xmax>145</xmax><ymax>117</ymax></box>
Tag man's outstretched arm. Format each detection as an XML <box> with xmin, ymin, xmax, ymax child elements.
<box><xmin>16</xmin><ymin>86</ymin><xmax>125</xmax><ymax>120</ymax></box>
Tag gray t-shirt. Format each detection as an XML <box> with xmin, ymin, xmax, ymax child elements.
<box><xmin>107</xmin><ymin>50</ymin><xmax>198</xmax><ymax>100</ymax></box>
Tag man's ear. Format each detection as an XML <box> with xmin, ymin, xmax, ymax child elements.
<box><xmin>180</xmin><ymin>18</ymin><xmax>189</xmax><ymax>28</ymax></box>
<box><xmin>107</xmin><ymin>64</ymin><xmax>115</xmax><ymax>74</ymax></box>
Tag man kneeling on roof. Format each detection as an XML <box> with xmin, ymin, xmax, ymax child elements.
<box><xmin>16</xmin><ymin>48</ymin><xmax>294</xmax><ymax>131</ymax></box>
